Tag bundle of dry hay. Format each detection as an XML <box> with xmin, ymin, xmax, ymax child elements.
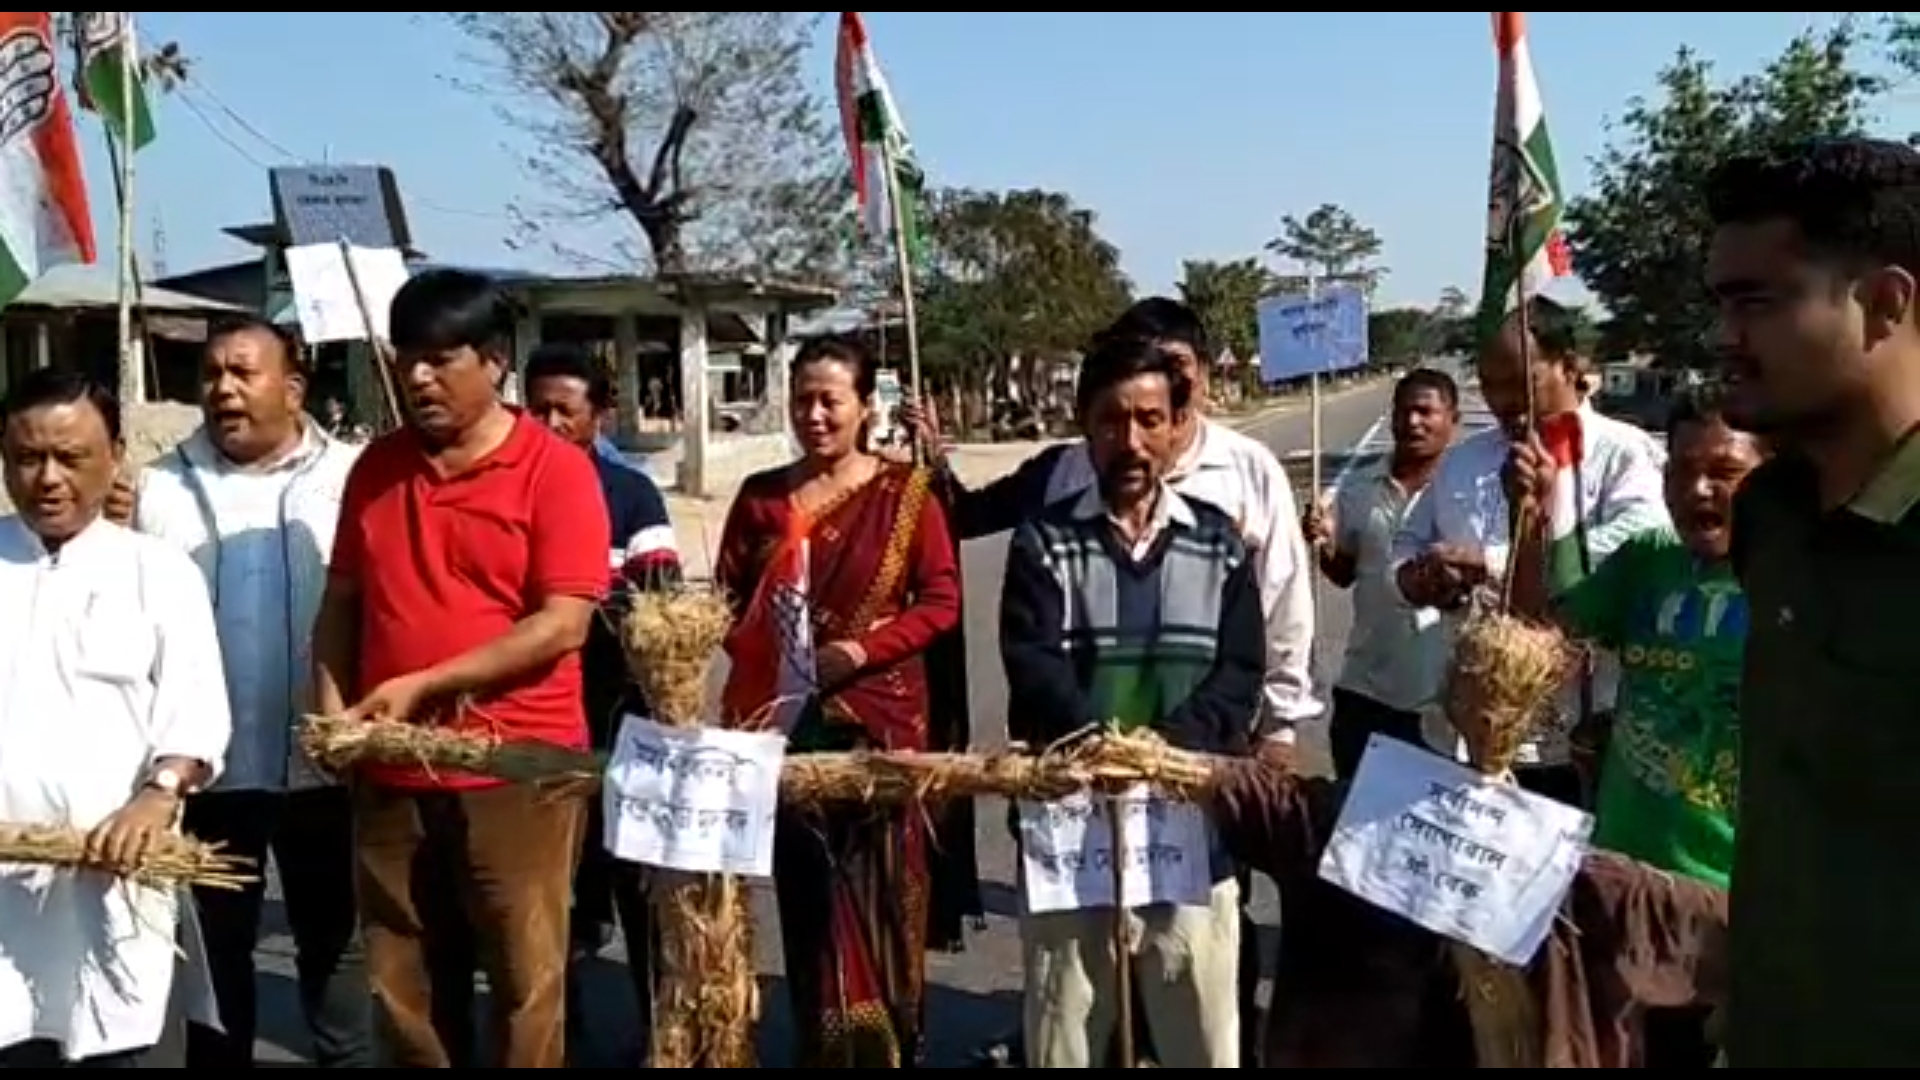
<box><xmin>299</xmin><ymin>715</ymin><xmax>601</xmax><ymax>784</ymax></box>
<box><xmin>1443</xmin><ymin>612</ymin><xmax>1571</xmax><ymax>779</ymax></box>
<box><xmin>0</xmin><ymin>824</ymin><xmax>255</xmax><ymax>890</ymax></box>
<box><xmin>779</xmin><ymin>729</ymin><xmax>1221</xmax><ymax>810</ymax></box>
<box><xmin>621</xmin><ymin>585</ymin><xmax>732</xmax><ymax>728</ymax></box>
<box><xmin>621</xmin><ymin>585</ymin><xmax>756</xmax><ymax>1068</ymax></box>
<box><xmin>1441</xmin><ymin>610</ymin><xmax>1570</xmax><ymax>1068</ymax></box>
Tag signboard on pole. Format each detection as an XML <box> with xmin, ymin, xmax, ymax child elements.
<box><xmin>270</xmin><ymin>165</ymin><xmax>412</xmax><ymax>250</ymax></box>
<box><xmin>1257</xmin><ymin>286</ymin><xmax>1370</xmax><ymax>383</ymax></box>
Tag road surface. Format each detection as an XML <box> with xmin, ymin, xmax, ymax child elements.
<box><xmin>250</xmin><ymin>375</ymin><xmax>1493</xmax><ymax>1067</ymax></box>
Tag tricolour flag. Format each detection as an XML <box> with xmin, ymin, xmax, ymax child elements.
<box><xmin>1536</xmin><ymin>409</ymin><xmax>1588</xmax><ymax>594</ymax></box>
<box><xmin>77</xmin><ymin>12</ymin><xmax>154</xmax><ymax>152</ymax></box>
<box><xmin>835</xmin><ymin>12</ymin><xmax>922</xmax><ymax>259</ymax></box>
<box><xmin>0</xmin><ymin>12</ymin><xmax>97</xmax><ymax>305</ymax></box>
<box><xmin>1479</xmin><ymin>11</ymin><xmax>1571</xmax><ymax>332</ymax></box>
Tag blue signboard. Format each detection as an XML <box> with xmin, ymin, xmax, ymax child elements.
<box><xmin>1257</xmin><ymin>286</ymin><xmax>1369</xmax><ymax>382</ymax></box>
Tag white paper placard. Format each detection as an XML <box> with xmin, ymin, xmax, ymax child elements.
<box><xmin>283</xmin><ymin>242</ymin><xmax>410</xmax><ymax>345</ymax></box>
<box><xmin>1316</xmin><ymin>734</ymin><xmax>1594</xmax><ymax>965</ymax></box>
<box><xmin>602</xmin><ymin>714</ymin><xmax>785</xmax><ymax>877</ymax></box>
<box><xmin>1017</xmin><ymin>784</ymin><xmax>1213</xmax><ymax>914</ymax></box>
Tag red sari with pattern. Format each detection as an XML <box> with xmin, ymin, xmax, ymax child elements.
<box><xmin>716</xmin><ymin>461</ymin><xmax>961</xmax><ymax>1066</ymax></box>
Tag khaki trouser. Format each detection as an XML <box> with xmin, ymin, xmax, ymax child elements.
<box><xmin>354</xmin><ymin>782</ymin><xmax>585</xmax><ymax>1068</ymax></box>
<box><xmin>1021</xmin><ymin>877</ymin><xmax>1241</xmax><ymax>1068</ymax></box>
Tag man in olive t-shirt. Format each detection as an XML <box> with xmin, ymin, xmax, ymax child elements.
<box><xmin>1706</xmin><ymin>138</ymin><xmax>1920</xmax><ymax>1067</ymax></box>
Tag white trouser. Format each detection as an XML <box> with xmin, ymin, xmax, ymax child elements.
<box><xmin>1020</xmin><ymin>877</ymin><xmax>1240</xmax><ymax>1068</ymax></box>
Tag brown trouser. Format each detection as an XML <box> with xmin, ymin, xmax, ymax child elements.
<box><xmin>354</xmin><ymin>782</ymin><xmax>584</xmax><ymax>1068</ymax></box>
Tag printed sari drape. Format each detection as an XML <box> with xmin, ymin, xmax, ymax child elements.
<box><xmin>715</xmin><ymin>462</ymin><xmax>962</xmax><ymax>1066</ymax></box>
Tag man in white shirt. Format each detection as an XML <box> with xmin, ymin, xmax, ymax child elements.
<box><xmin>0</xmin><ymin>369</ymin><xmax>229</xmax><ymax>1067</ymax></box>
<box><xmin>1304</xmin><ymin>368</ymin><xmax>1458</xmax><ymax>778</ymax></box>
<box><xmin>131</xmin><ymin>317</ymin><xmax>371</xmax><ymax>1067</ymax></box>
<box><xmin>1392</xmin><ymin>297</ymin><xmax>1669</xmax><ymax>803</ymax></box>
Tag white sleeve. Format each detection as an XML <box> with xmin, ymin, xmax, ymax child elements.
<box><xmin>1250</xmin><ymin>456</ymin><xmax>1321</xmax><ymax>741</ymax></box>
<box><xmin>1587</xmin><ymin>437</ymin><xmax>1672</xmax><ymax>562</ymax></box>
<box><xmin>144</xmin><ymin>543</ymin><xmax>231</xmax><ymax>782</ymax></box>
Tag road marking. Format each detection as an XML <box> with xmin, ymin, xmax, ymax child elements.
<box><xmin>1321</xmin><ymin>412</ymin><xmax>1390</xmax><ymax>504</ymax></box>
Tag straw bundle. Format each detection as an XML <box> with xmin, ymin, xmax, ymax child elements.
<box><xmin>779</xmin><ymin>730</ymin><xmax>1222</xmax><ymax>810</ymax></box>
<box><xmin>620</xmin><ymin>586</ymin><xmax>732</xmax><ymax>728</ymax></box>
<box><xmin>1443</xmin><ymin>612</ymin><xmax>1571</xmax><ymax>777</ymax></box>
<box><xmin>0</xmin><ymin>824</ymin><xmax>255</xmax><ymax>890</ymax></box>
<box><xmin>1440</xmin><ymin>611</ymin><xmax>1570</xmax><ymax>1069</ymax></box>
<box><xmin>621</xmin><ymin>585</ymin><xmax>757</xmax><ymax>1068</ymax></box>
<box><xmin>298</xmin><ymin>715</ymin><xmax>601</xmax><ymax>784</ymax></box>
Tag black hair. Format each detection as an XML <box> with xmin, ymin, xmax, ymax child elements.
<box><xmin>1705</xmin><ymin>137</ymin><xmax>1920</xmax><ymax>277</ymax></box>
<box><xmin>791</xmin><ymin>334</ymin><xmax>878</xmax><ymax>399</ymax></box>
<box><xmin>524</xmin><ymin>342</ymin><xmax>614</xmax><ymax>410</ymax></box>
<box><xmin>1100</xmin><ymin>296</ymin><xmax>1212</xmax><ymax>360</ymax></box>
<box><xmin>0</xmin><ymin>367</ymin><xmax>121</xmax><ymax>443</ymax></box>
<box><xmin>1075</xmin><ymin>334</ymin><xmax>1193</xmax><ymax>419</ymax></box>
<box><xmin>388</xmin><ymin>268</ymin><xmax>514</xmax><ymax>356</ymax></box>
<box><xmin>1395</xmin><ymin>366</ymin><xmax>1460</xmax><ymax>409</ymax></box>
<box><xmin>1665</xmin><ymin>388</ymin><xmax>1759</xmax><ymax>447</ymax></box>
<box><xmin>1517</xmin><ymin>295</ymin><xmax>1581</xmax><ymax>362</ymax></box>
<box><xmin>206</xmin><ymin>313</ymin><xmax>308</xmax><ymax>378</ymax></box>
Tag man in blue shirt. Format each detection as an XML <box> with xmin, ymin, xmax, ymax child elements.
<box><xmin>524</xmin><ymin>343</ymin><xmax>680</xmax><ymax>1064</ymax></box>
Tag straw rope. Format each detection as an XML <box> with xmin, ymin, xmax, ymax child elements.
<box><xmin>0</xmin><ymin>824</ymin><xmax>255</xmax><ymax>890</ymax></box>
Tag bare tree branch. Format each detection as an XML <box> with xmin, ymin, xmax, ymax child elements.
<box><xmin>445</xmin><ymin>12</ymin><xmax>844</xmax><ymax>282</ymax></box>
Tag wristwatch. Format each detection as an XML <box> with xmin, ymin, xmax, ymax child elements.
<box><xmin>144</xmin><ymin>765</ymin><xmax>190</xmax><ymax>799</ymax></box>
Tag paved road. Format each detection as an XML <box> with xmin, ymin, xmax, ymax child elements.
<box><xmin>249</xmin><ymin>377</ymin><xmax>1436</xmax><ymax>1067</ymax></box>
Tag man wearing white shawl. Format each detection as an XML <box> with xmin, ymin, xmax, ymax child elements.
<box><xmin>0</xmin><ymin>369</ymin><xmax>229</xmax><ymax>1066</ymax></box>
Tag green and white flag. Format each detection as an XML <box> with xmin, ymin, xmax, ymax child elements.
<box><xmin>77</xmin><ymin>12</ymin><xmax>154</xmax><ymax>152</ymax></box>
<box><xmin>835</xmin><ymin>12</ymin><xmax>923</xmax><ymax>262</ymax></box>
<box><xmin>1479</xmin><ymin>11</ymin><xmax>1569</xmax><ymax>333</ymax></box>
<box><xmin>0</xmin><ymin>12</ymin><xmax>97</xmax><ymax>305</ymax></box>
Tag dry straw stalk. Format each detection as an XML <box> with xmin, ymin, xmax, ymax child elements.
<box><xmin>621</xmin><ymin>584</ymin><xmax>757</xmax><ymax>1067</ymax></box>
<box><xmin>780</xmin><ymin>730</ymin><xmax>1221</xmax><ymax>810</ymax></box>
<box><xmin>299</xmin><ymin>715</ymin><xmax>601</xmax><ymax>785</ymax></box>
<box><xmin>1440</xmin><ymin>610</ymin><xmax>1571</xmax><ymax>1068</ymax></box>
<box><xmin>0</xmin><ymin>824</ymin><xmax>255</xmax><ymax>890</ymax></box>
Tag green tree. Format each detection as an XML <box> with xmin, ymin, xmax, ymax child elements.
<box><xmin>1176</xmin><ymin>257</ymin><xmax>1272</xmax><ymax>362</ymax></box>
<box><xmin>1264</xmin><ymin>203</ymin><xmax>1387</xmax><ymax>293</ymax></box>
<box><xmin>445</xmin><ymin>13</ymin><xmax>843</xmax><ymax>279</ymax></box>
<box><xmin>915</xmin><ymin>187</ymin><xmax>1132</xmax><ymax>397</ymax></box>
<box><xmin>1565</xmin><ymin>21</ymin><xmax>1884</xmax><ymax>367</ymax></box>
<box><xmin>1367</xmin><ymin>308</ymin><xmax>1440</xmax><ymax>368</ymax></box>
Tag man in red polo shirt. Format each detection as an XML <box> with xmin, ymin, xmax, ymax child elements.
<box><xmin>311</xmin><ymin>269</ymin><xmax>610</xmax><ymax>1068</ymax></box>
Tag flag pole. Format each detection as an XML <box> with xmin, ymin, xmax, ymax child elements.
<box><xmin>113</xmin><ymin>18</ymin><xmax>140</xmax><ymax>405</ymax></box>
<box><xmin>881</xmin><ymin>162</ymin><xmax>924</xmax><ymax>463</ymax></box>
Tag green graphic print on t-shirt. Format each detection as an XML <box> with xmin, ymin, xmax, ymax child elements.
<box><xmin>1556</xmin><ymin>529</ymin><xmax>1744</xmax><ymax>889</ymax></box>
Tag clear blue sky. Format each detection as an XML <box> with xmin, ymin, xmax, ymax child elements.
<box><xmin>101</xmin><ymin>12</ymin><xmax>1918</xmax><ymax>311</ymax></box>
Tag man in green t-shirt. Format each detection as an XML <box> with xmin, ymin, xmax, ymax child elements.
<box><xmin>1556</xmin><ymin>398</ymin><xmax>1764</xmax><ymax>888</ymax></box>
<box><xmin>1551</xmin><ymin>397</ymin><xmax>1763</xmax><ymax>1067</ymax></box>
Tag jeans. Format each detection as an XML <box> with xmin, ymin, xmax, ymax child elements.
<box><xmin>183</xmin><ymin>787</ymin><xmax>371</xmax><ymax>1067</ymax></box>
<box><xmin>354</xmin><ymin>782</ymin><xmax>584</xmax><ymax>1068</ymax></box>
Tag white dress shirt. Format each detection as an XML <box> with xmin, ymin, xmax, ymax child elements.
<box><xmin>0</xmin><ymin>517</ymin><xmax>230</xmax><ymax>1060</ymax></box>
<box><xmin>1390</xmin><ymin>405</ymin><xmax>1669</xmax><ymax>764</ymax></box>
<box><xmin>1047</xmin><ymin>417</ymin><xmax>1321</xmax><ymax>741</ymax></box>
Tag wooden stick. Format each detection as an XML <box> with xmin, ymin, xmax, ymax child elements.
<box><xmin>1107</xmin><ymin>794</ymin><xmax>1136</xmax><ymax>1068</ymax></box>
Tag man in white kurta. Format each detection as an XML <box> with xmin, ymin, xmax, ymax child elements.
<box><xmin>0</xmin><ymin>370</ymin><xmax>229</xmax><ymax>1066</ymax></box>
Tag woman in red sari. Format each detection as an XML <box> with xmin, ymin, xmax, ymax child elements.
<box><xmin>715</xmin><ymin>336</ymin><xmax>962</xmax><ymax>1067</ymax></box>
